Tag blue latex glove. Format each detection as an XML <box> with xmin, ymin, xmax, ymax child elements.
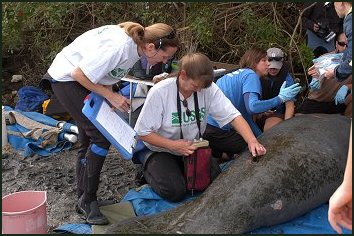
<box><xmin>309</xmin><ymin>78</ymin><xmax>320</xmax><ymax>90</ymax></box>
<box><xmin>334</xmin><ymin>85</ymin><xmax>349</xmax><ymax>105</ymax></box>
<box><xmin>278</xmin><ymin>81</ymin><xmax>301</xmax><ymax>103</ymax></box>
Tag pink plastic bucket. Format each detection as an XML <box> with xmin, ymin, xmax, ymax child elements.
<box><xmin>2</xmin><ymin>191</ymin><xmax>47</xmax><ymax>234</ymax></box>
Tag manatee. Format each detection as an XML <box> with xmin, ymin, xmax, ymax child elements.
<box><xmin>105</xmin><ymin>113</ymin><xmax>350</xmax><ymax>234</ymax></box>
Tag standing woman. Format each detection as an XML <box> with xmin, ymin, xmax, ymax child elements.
<box><xmin>324</xmin><ymin>2</ymin><xmax>352</xmax><ymax>81</ymax></box>
<box><xmin>46</xmin><ymin>22</ymin><xmax>179</xmax><ymax>225</ymax></box>
<box><xmin>134</xmin><ymin>52</ymin><xmax>266</xmax><ymax>202</ymax></box>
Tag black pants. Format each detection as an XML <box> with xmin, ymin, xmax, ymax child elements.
<box><xmin>142</xmin><ymin>150</ymin><xmax>222</xmax><ymax>202</ymax></box>
<box><xmin>202</xmin><ymin>124</ymin><xmax>247</xmax><ymax>158</ymax></box>
<box><xmin>51</xmin><ymin>80</ymin><xmax>111</xmax><ymax>201</ymax></box>
<box><xmin>296</xmin><ymin>99</ymin><xmax>346</xmax><ymax>115</ymax></box>
<box><xmin>143</xmin><ymin>152</ymin><xmax>187</xmax><ymax>202</ymax></box>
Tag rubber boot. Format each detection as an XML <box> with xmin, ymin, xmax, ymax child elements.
<box><xmin>77</xmin><ymin>152</ymin><xmax>108</xmax><ymax>225</ymax></box>
<box><xmin>134</xmin><ymin>164</ymin><xmax>147</xmax><ymax>187</ymax></box>
<box><xmin>75</xmin><ymin>156</ymin><xmax>87</xmax><ymax>216</ymax></box>
<box><xmin>76</xmin><ymin>127</ymin><xmax>89</xmax><ymax>199</ymax></box>
<box><xmin>76</xmin><ymin>156</ymin><xmax>86</xmax><ymax>199</ymax></box>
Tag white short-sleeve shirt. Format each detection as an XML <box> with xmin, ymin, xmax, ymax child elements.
<box><xmin>48</xmin><ymin>25</ymin><xmax>140</xmax><ymax>85</ymax></box>
<box><xmin>134</xmin><ymin>77</ymin><xmax>241</xmax><ymax>155</ymax></box>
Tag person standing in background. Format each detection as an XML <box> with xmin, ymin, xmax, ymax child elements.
<box><xmin>303</xmin><ymin>2</ymin><xmax>343</xmax><ymax>54</ymax></box>
<box><xmin>324</xmin><ymin>2</ymin><xmax>352</xmax><ymax>82</ymax></box>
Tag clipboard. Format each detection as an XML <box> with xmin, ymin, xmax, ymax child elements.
<box><xmin>82</xmin><ymin>92</ymin><xmax>145</xmax><ymax>160</ymax></box>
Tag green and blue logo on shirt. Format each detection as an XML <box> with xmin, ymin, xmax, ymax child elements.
<box><xmin>97</xmin><ymin>26</ymin><xmax>109</xmax><ymax>34</ymax></box>
<box><xmin>172</xmin><ymin>107</ymin><xmax>206</xmax><ymax>126</ymax></box>
<box><xmin>109</xmin><ymin>68</ymin><xmax>129</xmax><ymax>79</ymax></box>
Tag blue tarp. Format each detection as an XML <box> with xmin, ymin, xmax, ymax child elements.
<box><xmin>15</xmin><ymin>86</ymin><xmax>49</xmax><ymax>112</ymax></box>
<box><xmin>53</xmin><ymin>223</ymin><xmax>92</xmax><ymax>234</ymax></box>
<box><xmin>250</xmin><ymin>204</ymin><xmax>352</xmax><ymax>234</ymax></box>
<box><xmin>3</xmin><ymin>106</ymin><xmax>74</xmax><ymax>158</ymax></box>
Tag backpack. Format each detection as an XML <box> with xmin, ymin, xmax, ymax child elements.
<box><xmin>15</xmin><ymin>86</ymin><xmax>49</xmax><ymax>112</ymax></box>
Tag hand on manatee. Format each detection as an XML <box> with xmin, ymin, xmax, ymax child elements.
<box><xmin>247</xmin><ymin>138</ymin><xmax>266</xmax><ymax>157</ymax></box>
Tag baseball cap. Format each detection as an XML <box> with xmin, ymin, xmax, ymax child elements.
<box><xmin>267</xmin><ymin>48</ymin><xmax>284</xmax><ymax>69</ymax></box>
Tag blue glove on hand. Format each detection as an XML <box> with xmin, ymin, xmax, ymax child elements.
<box><xmin>334</xmin><ymin>85</ymin><xmax>349</xmax><ymax>105</ymax></box>
<box><xmin>309</xmin><ymin>78</ymin><xmax>320</xmax><ymax>90</ymax></box>
<box><xmin>278</xmin><ymin>81</ymin><xmax>301</xmax><ymax>103</ymax></box>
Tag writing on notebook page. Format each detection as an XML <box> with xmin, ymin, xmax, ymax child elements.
<box><xmin>96</xmin><ymin>100</ymin><xmax>136</xmax><ymax>154</ymax></box>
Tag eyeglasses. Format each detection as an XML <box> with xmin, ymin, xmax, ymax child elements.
<box><xmin>268</xmin><ymin>57</ymin><xmax>283</xmax><ymax>62</ymax></box>
<box><xmin>181</xmin><ymin>99</ymin><xmax>191</xmax><ymax>117</ymax></box>
<box><xmin>337</xmin><ymin>41</ymin><xmax>348</xmax><ymax>47</ymax></box>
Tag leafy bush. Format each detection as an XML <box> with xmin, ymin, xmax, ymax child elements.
<box><xmin>2</xmin><ymin>2</ymin><xmax>312</xmax><ymax>86</ymax></box>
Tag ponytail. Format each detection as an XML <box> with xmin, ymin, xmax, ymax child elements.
<box><xmin>118</xmin><ymin>21</ymin><xmax>145</xmax><ymax>45</ymax></box>
<box><xmin>119</xmin><ymin>21</ymin><xmax>179</xmax><ymax>49</ymax></box>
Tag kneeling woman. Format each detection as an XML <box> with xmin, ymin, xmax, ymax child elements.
<box><xmin>134</xmin><ymin>52</ymin><xmax>266</xmax><ymax>202</ymax></box>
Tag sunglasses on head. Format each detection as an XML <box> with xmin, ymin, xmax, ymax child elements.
<box><xmin>268</xmin><ymin>57</ymin><xmax>283</xmax><ymax>62</ymax></box>
<box><xmin>165</xmin><ymin>29</ymin><xmax>176</xmax><ymax>39</ymax></box>
<box><xmin>338</xmin><ymin>41</ymin><xmax>348</xmax><ymax>47</ymax></box>
<box><xmin>181</xmin><ymin>99</ymin><xmax>192</xmax><ymax>117</ymax></box>
<box><xmin>154</xmin><ymin>29</ymin><xmax>177</xmax><ymax>49</ymax></box>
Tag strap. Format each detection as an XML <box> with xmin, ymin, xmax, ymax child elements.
<box><xmin>193</xmin><ymin>92</ymin><xmax>202</xmax><ymax>139</ymax></box>
<box><xmin>176</xmin><ymin>77</ymin><xmax>202</xmax><ymax>139</ymax></box>
<box><xmin>176</xmin><ymin>77</ymin><xmax>184</xmax><ymax>139</ymax></box>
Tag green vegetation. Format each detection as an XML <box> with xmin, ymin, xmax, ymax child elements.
<box><xmin>2</xmin><ymin>2</ymin><xmax>312</xmax><ymax>86</ymax></box>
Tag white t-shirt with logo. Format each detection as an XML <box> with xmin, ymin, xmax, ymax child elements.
<box><xmin>48</xmin><ymin>25</ymin><xmax>140</xmax><ymax>85</ymax></box>
<box><xmin>134</xmin><ymin>77</ymin><xmax>241</xmax><ymax>155</ymax></box>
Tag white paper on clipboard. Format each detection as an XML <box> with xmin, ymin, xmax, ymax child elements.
<box><xmin>95</xmin><ymin>100</ymin><xmax>136</xmax><ymax>154</ymax></box>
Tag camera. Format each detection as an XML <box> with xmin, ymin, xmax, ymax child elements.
<box><xmin>316</xmin><ymin>22</ymin><xmax>336</xmax><ymax>42</ymax></box>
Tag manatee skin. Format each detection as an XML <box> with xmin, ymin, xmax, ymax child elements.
<box><xmin>105</xmin><ymin>114</ymin><xmax>351</xmax><ymax>234</ymax></box>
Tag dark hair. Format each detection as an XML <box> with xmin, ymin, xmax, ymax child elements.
<box><xmin>239</xmin><ymin>48</ymin><xmax>267</xmax><ymax>71</ymax></box>
<box><xmin>118</xmin><ymin>22</ymin><xmax>179</xmax><ymax>50</ymax></box>
<box><xmin>178</xmin><ymin>52</ymin><xmax>214</xmax><ymax>88</ymax></box>
<box><xmin>335</xmin><ymin>32</ymin><xmax>345</xmax><ymax>42</ymax></box>
<box><xmin>313</xmin><ymin>46</ymin><xmax>328</xmax><ymax>58</ymax></box>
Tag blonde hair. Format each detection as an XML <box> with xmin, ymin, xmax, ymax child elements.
<box><xmin>118</xmin><ymin>22</ymin><xmax>179</xmax><ymax>49</ymax></box>
<box><xmin>239</xmin><ymin>48</ymin><xmax>267</xmax><ymax>71</ymax></box>
<box><xmin>178</xmin><ymin>52</ymin><xmax>214</xmax><ymax>88</ymax></box>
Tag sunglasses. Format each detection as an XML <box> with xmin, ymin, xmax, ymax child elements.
<box><xmin>268</xmin><ymin>57</ymin><xmax>283</xmax><ymax>62</ymax></box>
<box><xmin>181</xmin><ymin>99</ymin><xmax>192</xmax><ymax>117</ymax></box>
<box><xmin>337</xmin><ymin>41</ymin><xmax>348</xmax><ymax>47</ymax></box>
<box><xmin>154</xmin><ymin>29</ymin><xmax>177</xmax><ymax>50</ymax></box>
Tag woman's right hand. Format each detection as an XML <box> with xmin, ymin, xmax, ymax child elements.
<box><xmin>171</xmin><ymin>139</ymin><xmax>197</xmax><ymax>156</ymax></box>
<box><xmin>106</xmin><ymin>92</ymin><xmax>131</xmax><ymax>112</ymax></box>
<box><xmin>308</xmin><ymin>65</ymin><xmax>319</xmax><ymax>78</ymax></box>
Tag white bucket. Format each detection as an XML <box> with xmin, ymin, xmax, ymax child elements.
<box><xmin>2</xmin><ymin>106</ymin><xmax>8</xmax><ymax>147</ymax></box>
